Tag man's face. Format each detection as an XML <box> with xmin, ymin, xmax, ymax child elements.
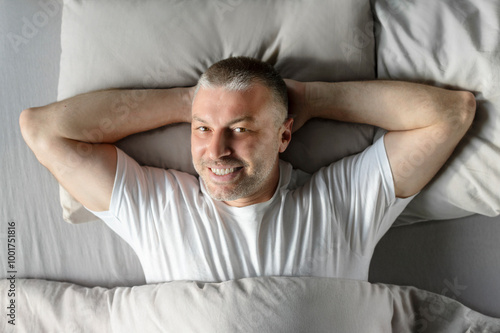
<box><xmin>191</xmin><ymin>84</ymin><xmax>292</xmax><ymax>207</ymax></box>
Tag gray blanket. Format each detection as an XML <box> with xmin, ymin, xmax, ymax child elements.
<box><xmin>2</xmin><ymin>277</ymin><xmax>499</xmax><ymax>332</ymax></box>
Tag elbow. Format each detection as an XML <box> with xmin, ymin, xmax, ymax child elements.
<box><xmin>19</xmin><ymin>108</ymin><xmax>37</xmax><ymax>147</ymax></box>
<box><xmin>441</xmin><ymin>91</ymin><xmax>476</xmax><ymax>135</ymax></box>
<box><xmin>19</xmin><ymin>107</ymin><xmax>53</xmax><ymax>162</ymax></box>
<box><xmin>459</xmin><ymin>90</ymin><xmax>476</xmax><ymax>128</ymax></box>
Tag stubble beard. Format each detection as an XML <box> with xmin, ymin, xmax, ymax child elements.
<box><xmin>196</xmin><ymin>157</ymin><xmax>275</xmax><ymax>203</ymax></box>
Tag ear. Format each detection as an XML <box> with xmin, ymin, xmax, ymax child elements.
<box><xmin>279</xmin><ymin>118</ymin><xmax>294</xmax><ymax>153</ymax></box>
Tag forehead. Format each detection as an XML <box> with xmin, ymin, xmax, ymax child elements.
<box><xmin>192</xmin><ymin>84</ymin><xmax>274</xmax><ymax>125</ymax></box>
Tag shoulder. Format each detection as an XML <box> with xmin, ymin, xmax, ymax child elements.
<box><xmin>302</xmin><ymin>134</ymin><xmax>388</xmax><ymax>181</ymax></box>
<box><xmin>280</xmin><ymin>136</ymin><xmax>389</xmax><ymax>193</ymax></box>
<box><xmin>279</xmin><ymin>160</ymin><xmax>312</xmax><ymax>190</ymax></box>
<box><xmin>115</xmin><ymin>146</ymin><xmax>199</xmax><ymax>194</ymax></box>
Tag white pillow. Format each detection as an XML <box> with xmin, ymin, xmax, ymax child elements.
<box><xmin>373</xmin><ymin>0</ymin><xmax>500</xmax><ymax>224</ymax></box>
<box><xmin>58</xmin><ymin>0</ymin><xmax>377</xmax><ymax>223</ymax></box>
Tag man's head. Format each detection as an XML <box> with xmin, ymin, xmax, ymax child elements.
<box><xmin>195</xmin><ymin>57</ymin><xmax>289</xmax><ymax>127</ymax></box>
<box><xmin>191</xmin><ymin>56</ymin><xmax>293</xmax><ymax>207</ymax></box>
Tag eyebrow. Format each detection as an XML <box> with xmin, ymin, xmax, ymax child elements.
<box><xmin>192</xmin><ymin>115</ymin><xmax>255</xmax><ymax>126</ymax></box>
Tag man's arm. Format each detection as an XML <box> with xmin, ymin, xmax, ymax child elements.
<box><xmin>19</xmin><ymin>87</ymin><xmax>194</xmax><ymax>212</ymax></box>
<box><xmin>286</xmin><ymin>80</ymin><xmax>476</xmax><ymax>198</ymax></box>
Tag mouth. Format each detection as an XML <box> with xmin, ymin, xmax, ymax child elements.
<box><xmin>209</xmin><ymin>167</ymin><xmax>243</xmax><ymax>176</ymax></box>
<box><xmin>207</xmin><ymin>166</ymin><xmax>244</xmax><ymax>183</ymax></box>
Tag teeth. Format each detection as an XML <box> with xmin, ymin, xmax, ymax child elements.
<box><xmin>211</xmin><ymin>168</ymin><xmax>236</xmax><ymax>176</ymax></box>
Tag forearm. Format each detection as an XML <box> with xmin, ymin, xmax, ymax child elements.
<box><xmin>305</xmin><ymin>80</ymin><xmax>474</xmax><ymax>131</ymax></box>
<box><xmin>285</xmin><ymin>78</ymin><xmax>476</xmax><ymax>198</ymax></box>
<box><xmin>22</xmin><ymin>87</ymin><xmax>194</xmax><ymax>144</ymax></box>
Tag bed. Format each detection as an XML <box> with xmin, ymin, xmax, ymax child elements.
<box><xmin>1</xmin><ymin>0</ymin><xmax>500</xmax><ymax>331</ymax></box>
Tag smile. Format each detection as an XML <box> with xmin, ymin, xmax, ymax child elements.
<box><xmin>210</xmin><ymin>167</ymin><xmax>241</xmax><ymax>176</ymax></box>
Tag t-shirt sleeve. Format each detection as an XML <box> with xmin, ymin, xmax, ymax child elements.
<box><xmin>84</xmin><ymin>146</ymin><xmax>179</xmax><ymax>250</ymax></box>
<box><xmin>317</xmin><ymin>135</ymin><xmax>416</xmax><ymax>254</ymax></box>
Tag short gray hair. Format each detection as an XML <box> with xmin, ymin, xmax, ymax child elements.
<box><xmin>194</xmin><ymin>57</ymin><xmax>288</xmax><ymax>126</ymax></box>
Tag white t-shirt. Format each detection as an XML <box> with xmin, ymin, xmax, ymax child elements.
<box><xmin>88</xmin><ymin>136</ymin><xmax>414</xmax><ymax>284</ymax></box>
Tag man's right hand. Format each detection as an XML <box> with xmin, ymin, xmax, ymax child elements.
<box><xmin>19</xmin><ymin>87</ymin><xmax>194</xmax><ymax>212</ymax></box>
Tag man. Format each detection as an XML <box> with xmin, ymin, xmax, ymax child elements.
<box><xmin>20</xmin><ymin>57</ymin><xmax>475</xmax><ymax>284</ymax></box>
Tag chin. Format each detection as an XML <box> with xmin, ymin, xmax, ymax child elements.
<box><xmin>207</xmin><ymin>188</ymin><xmax>240</xmax><ymax>202</ymax></box>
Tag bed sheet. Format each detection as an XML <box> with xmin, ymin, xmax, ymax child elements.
<box><xmin>2</xmin><ymin>277</ymin><xmax>499</xmax><ymax>332</ymax></box>
<box><xmin>0</xmin><ymin>0</ymin><xmax>144</xmax><ymax>288</ymax></box>
<box><xmin>1</xmin><ymin>0</ymin><xmax>499</xmax><ymax>318</ymax></box>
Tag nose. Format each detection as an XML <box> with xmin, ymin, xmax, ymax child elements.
<box><xmin>208</xmin><ymin>130</ymin><xmax>231</xmax><ymax>160</ymax></box>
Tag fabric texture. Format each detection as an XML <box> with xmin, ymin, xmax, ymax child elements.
<box><xmin>88</xmin><ymin>136</ymin><xmax>413</xmax><ymax>284</ymax></box>
<box><xmin>2</xmin><ymin>277</ymin><xmax>499</xmax><ymax>333</ymax></box>
<box><xmin>57</xmin><ymin>0</ymin><xmax>377</xmax><ymax>223</ymax></box>
<box><xmin>373</xmin><ymin>0</ymin><xmax>500</xmax><ymax>224</ymax></box>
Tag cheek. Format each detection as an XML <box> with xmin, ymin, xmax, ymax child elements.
<box><xmin>233</xmin><ymin>138</ymin><xmax>260</xmax><ymax>158</ymax></box>
<box><xmin>259</xmin><ymin>132</ymin><xmax>281</xmax><ymax>152</ymax></box>
<box><xmin>240</xmin><ymin>136</ymin><xmax>278</xmax><ymax>161</ymax></box>
<box><xmin>191</xmin><ymin>135</ymin><xmax>205</xmax><ymax>161</ymax></box>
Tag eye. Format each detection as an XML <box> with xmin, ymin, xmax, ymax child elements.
<box><xmin>233</xmin><ymin>127</ymin><xmax>247</xmax><ymax>133</ymax></box>
<box><xmin>197</xmin><ymin>126</ymin><xmax>210</xmax><ymax>132</ymax></box>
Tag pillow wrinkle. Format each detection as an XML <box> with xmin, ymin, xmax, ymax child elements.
<box><xmin>374</xmin><ymin>0</ymin><xmax>500</xmax><ymax>223</ymax></box>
